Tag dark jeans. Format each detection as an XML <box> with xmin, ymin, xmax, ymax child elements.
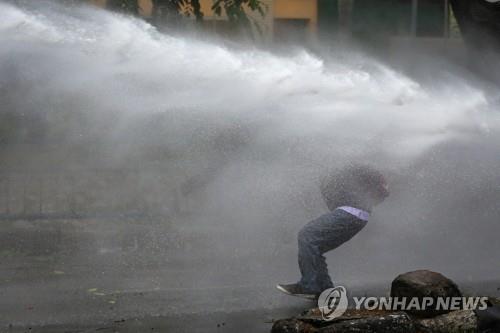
<box><xmin>297</xmin><ymin>209</ymin><xmax>367</xmax><ymax>293</ymax></box>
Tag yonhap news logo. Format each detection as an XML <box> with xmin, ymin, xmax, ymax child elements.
<box><xmin>351</xmin><ymin>295</ymin><xmax>489</xmax><ymax>313</ymax></box>
<box><xmin>318</xmin><ymin>286</ymin><xmax>489</xmax><ymax>321</ymax></box>
<box><xmin>317</xmin><ymin>286</ymin><xmax>349</xmax><ymax>320</ymax></box>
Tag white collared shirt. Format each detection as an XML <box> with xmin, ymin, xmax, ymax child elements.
<box><xmin>337</xmin><ymin>206</ymin><xmax>370</xmax><ymax>221</ymax></box>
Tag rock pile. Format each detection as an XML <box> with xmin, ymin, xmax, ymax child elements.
<box><xmin>271</xmin><ymin>269</ymin><xmax>500</xmax><ymax>333</ymax></box>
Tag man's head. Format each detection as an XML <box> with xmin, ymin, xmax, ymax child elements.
<box><xmin>321</xmin><ymin>164</ymin><xmax>389</xmax><ymax>211</ymax></box>
<box><xmin>353</xmin><ymin>165</ymin><xmax>390</xmax><ymax>205</ymax></box>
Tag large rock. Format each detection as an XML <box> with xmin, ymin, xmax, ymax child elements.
<box><xmin>271</xmin><ymin>318</ymin><xmax>316</xmax><ymax>333</ymax></box>
<box><xmin>415</xmin><ymin>310</ymin><xmax>478</xmax><ymax>333</ymax></box>
<box><xmin>318</xmin><ymin>312</ymin><xmax>415</xmax><ymax>333</ymax></box>
<box><xmin>477</xmin><ymin>303</ymin><xmax>500</xmax><ymax>333</ymax></box>
<box><xmin>391</xmin><ymin>270</ymin><xmax>462</xmax><ymax>317</ymax></box>
<box><xmin>271</xmin><ymin>310</ymin><xmax>415</xmax><ymax>333</ymax></box>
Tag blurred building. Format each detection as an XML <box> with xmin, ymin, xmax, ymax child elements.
<box><xmin>320</xmin><ymin>0</ymin><xmax>455</xmax><ymax>38</ymax></box>
<box><xmin>89</xmin><ymin>0</ymin><xmax>462</xmax><ymax>46</ymax></box>
<box><xmin>318</xmin><ymin>0</ymin><xmax>465</xmax><ymax>62</ymax></box>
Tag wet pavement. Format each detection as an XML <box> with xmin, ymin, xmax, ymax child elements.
<box><xmin>2</xmin><ymin>261</ymin><xmax>498</xmax><ymax>333</ymax></box>
<box><xmin>0</xmin><ymin>253</ymin><xmax>312</xmax><ymax>332</ymax></box>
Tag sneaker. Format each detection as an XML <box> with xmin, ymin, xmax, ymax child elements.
<box><xmin>276</xmin><ymin>283</ymin><xmax>318</xmax><ymax>300</ymax></box>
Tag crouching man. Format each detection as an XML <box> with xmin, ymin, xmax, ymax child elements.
<box><xmin>277</xmin><ymin>165</ymin><xmax>390</xmax><ymax>299</ymax></box>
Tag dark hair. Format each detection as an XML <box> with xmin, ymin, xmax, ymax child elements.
<box><xmin>320</xmin><ymin>164</ymin><xmax>388</xmax><ymax>211</ymax></box>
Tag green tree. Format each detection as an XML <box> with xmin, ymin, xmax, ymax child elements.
<box><xmin>212</xmin><ymin>0</ymin><xmax>265</xmax><ymax>23</ymax></box>
<box><xmin>212</xmin><ymin>0</ymin><xmax>266</xmax><ymax>36</ymax></box>
<box><xmin>152</xmin><ymin>0</ymin><xmax>266</xmax><ymax>32</ymax></box>
<box><xmin>151</xmin><ymin>0</ymin><xmax>203</xmax><ymax>26</ymax></box>
<box><xmin>104</xmin><ymin>0</ymin><xmax>267</xmax><ymax>36</ymax></box>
